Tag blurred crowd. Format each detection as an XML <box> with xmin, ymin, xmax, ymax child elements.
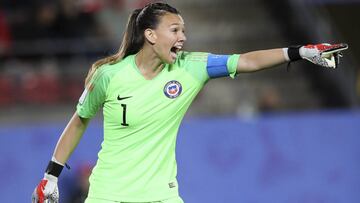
<box><xmin>0</xmin><ymin>0</ymin><xmax>358</xmax><ymax>111</ymax></box>
<box><xmin>0</xmin><ymin>0</ymin><xmax>154</xmax><ymax>106</ymax></box>
<box><xmin>0</xmin><ymin>0</ymin><xmax>155</xmax><ymax>47</ymax></box>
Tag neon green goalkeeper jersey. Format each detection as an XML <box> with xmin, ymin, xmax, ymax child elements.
<box><xmin>76</xmin><ymin>51</ymin><xmax>239</xmax><ymax>202</ymax></box>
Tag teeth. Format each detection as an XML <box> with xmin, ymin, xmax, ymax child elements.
<box><xmin>174</xmin><ymin>45</ymin><xmax>182</xmax><ymax>49</ymax></box>
<box><xmin>171</xmin><ymin>45</ymin><xmax>183</xmax><ymax>54</ymax></box>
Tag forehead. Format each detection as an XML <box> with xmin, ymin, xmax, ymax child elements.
<box><xmin>158</xmin><ymin>13</ymin><xmax>185</xmax><ymax>27</ymax></box>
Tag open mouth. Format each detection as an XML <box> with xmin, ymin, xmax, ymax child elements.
<box><xmin>170</xmin><ymin>45</ymin><xmax>182</xmax><ymax>61</ymax></box>
<box><xmin>170</xmin><ymin>47</ymin><xmax>178</xmax><ymax>54</ymax></box>
<box><xmin>170</xmin><ymin>45</ymin><xmax>182</xmax><ymax>55</ymax></box>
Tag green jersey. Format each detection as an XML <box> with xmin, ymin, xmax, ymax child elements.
<box><xmin>76</xmin><ymin>51</ymin><xmax>239</xmax><ymax>202</ymax></box>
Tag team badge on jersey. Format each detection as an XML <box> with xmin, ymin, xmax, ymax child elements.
<box><xmin>164</xmin><ymin>80</ymin><xmax>182</xmax><ymax>99</ymax></box>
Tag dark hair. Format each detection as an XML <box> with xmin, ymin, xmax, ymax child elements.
<box><xmin>85</xmin><ymin>2</ymin><xmax>179</xmax><ymax>85</ymax></box>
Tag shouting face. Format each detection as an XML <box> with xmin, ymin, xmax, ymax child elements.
<box><xmin>146</xmin><ymin>13</ymin><xmax>187</xmax><ymax>64</ymax></box>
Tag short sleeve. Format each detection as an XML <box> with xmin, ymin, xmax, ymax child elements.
<box><xmin>177</xmin><ymin>51</ymin><xmax>240</xmax><ymax>84</ymax></box>
<box><xmin>206</xmin><ymin>53</ymin><xmax>240</xmax><ymax>79</ymax></box>
<box><xmin>76</xmin><ymin>67</ymin><xmax>110</xmax><ymax>118</ymax></box>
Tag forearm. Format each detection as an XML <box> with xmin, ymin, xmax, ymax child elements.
<box><xmin>237</xmin><ymin>48</ymin><xmax>287</xmax><ymax>73</ymax></box>
<box><xmin>52</xmin><ymin>112</ymin><xmax>90</xmax><ymax>164</ymax></box>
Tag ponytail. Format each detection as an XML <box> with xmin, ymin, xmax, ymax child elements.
<box><xmin>84</xmin><ymin>2</ymin><xmax>179</xmax><ymax>86</ymax></box>
<box><xmin>85</xmin><ymin>9</ymin><xmax>142</xmax><ymax>86</ymax></box>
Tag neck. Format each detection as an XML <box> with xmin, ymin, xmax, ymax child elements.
<box><xmin>135</xmin><ymin>47</ymin><xmax>164</xmax><ymax>80</ymax></box>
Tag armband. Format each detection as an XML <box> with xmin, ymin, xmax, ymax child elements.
<box><xmin>206</xmin><ymin>54</ymin><xmax>230</xmax><ymax>78</ymax></box>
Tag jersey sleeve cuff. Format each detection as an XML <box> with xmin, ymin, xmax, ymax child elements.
<box><xmin>76</xmin><ymin>104</ymin><xmax>95</xmax><ymax>119</ymax></box>
<box><xmin>227</xmin><ymin>54</ymin><xmax>240</xmax><ymax>79</ymax></box>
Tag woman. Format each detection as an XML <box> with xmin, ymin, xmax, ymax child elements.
<box><xmin>32</xmin><ymin>2</ymin><xmax>347</xmax><ymax>203</ymax></box>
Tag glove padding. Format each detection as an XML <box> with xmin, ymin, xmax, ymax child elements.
<box><xmin>299</xmin><ymin>43</ymin><xmax>348</xmax><ymax>68</ymax></box>
<box><xmin>32</xmin><ymin>174</ymin><xmax>59</xmax><ymax>203</ymax></box>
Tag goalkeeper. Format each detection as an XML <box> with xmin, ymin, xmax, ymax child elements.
<box><xmin>32</xmin><ymin>2</ymin><xmax>348</xmax><ymax>203</ymax></box>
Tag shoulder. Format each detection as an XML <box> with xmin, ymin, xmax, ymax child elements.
<box><xmin>172</xmin><ymin>51</ymin><xmax>209</xmax><ymax>69</ymax></box>
<box><xmin>93</xmin><ymin>56</ymin><xmax>132</xmax><ymax>82</ymax></box>
<box><xmin>171</xmin><ymin>51</ymin><xmax>210</xmax><ymax>84</ymax></box>
<box><xmin>177</xmin><ymin>51</ymin><xmax>208</xmax><ymax>64</ymax></box>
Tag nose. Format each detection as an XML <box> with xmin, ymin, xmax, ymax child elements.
<box><xmin>179</xmin><ymin>32</ymin><xmax>186</xmax><ymax>42</ymax></box>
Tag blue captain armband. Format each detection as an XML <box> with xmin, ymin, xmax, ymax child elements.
<box><xmin>206</xmin><ymin>54</ymin><xmax>230</xmax><ymax>78</ymax></box>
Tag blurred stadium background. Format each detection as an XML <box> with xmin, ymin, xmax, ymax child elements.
<box><xmin>0</xmin><ymin>0</ymin><xmax>359</xmax><ymax>202</ymax></box>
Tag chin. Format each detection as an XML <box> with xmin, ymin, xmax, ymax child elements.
<box><xmin>163</xmin><ymin>57</ymin><xmax>176</xmax><ymax>64</ymax></box>
<box><xmin>169</xmin><ymin>59</ymin><xmax>176</xmax><ymax>64</ymax></box>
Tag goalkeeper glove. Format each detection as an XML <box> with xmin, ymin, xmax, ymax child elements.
<box><xmin>285</xmin><ymin>43</ymin><xmax>348</xmax><ymax>68</ymax></box>
<box><xmin>32</xmin><ymin>159</ymin><xmax>65</xmax><ymax>203</ymax></box>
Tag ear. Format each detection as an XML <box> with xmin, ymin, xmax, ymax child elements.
<box><xmin>144</xmin><ymin>28</ymin><xmax>157</xmax><ymax>45</ymax></box>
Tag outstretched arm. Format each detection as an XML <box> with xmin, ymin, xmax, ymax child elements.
<box><xmin>237</xmin><ymin>48</ymin><xmax>286</xmax><ymax>73</ymax></box>
<box><xmin>236</xmin><ymin>43</ymin><xmax>348</xmax><ymax>73</ymax></box>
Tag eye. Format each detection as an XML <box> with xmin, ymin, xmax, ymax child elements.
<box><xmin>171</xmin><ymin>28</ymin><xmax>178</xmax><ymax>33</ymax></box>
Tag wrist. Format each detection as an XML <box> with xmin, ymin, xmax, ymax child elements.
<box><xmin>51</xmin><ymin>156</ymin><xmax>64</xmax><ymax>166</ymax></box>
<box><xmin>45</xmin><ymin>160</ymin><xmax>64</xmax><ymax>177</ymax></box>
<box><xmin>284</xmin><ymin>45</ymin><xmax>302</xmax><ymax>61</ymax></box>
<box><xmin>282</xmin><ymin>48</ymin><xmax>290</xmax><ymax>61</ymax></box>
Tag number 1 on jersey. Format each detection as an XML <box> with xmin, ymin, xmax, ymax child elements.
<box><xmin>121</xmin><ymin>104</ymin><xmax>129</xmax><ymax>126</ymax></box>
